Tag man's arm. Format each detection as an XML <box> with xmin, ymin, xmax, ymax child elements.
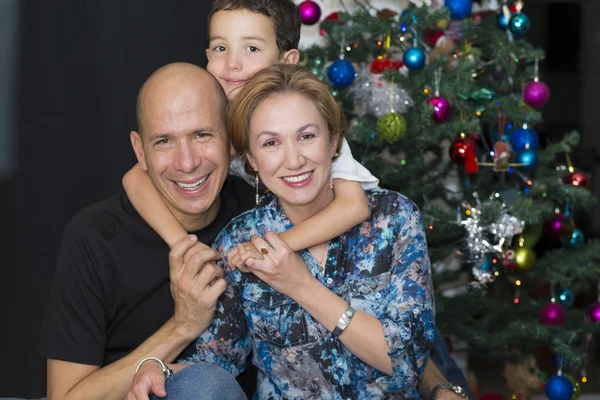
<box><xmin>47</xmin><ymin>317</ymin><xmax>193</xmax><ymax>400</ymax></box>
<box><xmin>418</xmin><ymin>358</ymin><xmax>468</xmax><ymax>400</ymax></box>
<box><xmin>47</xmin><ymin>235</ymin><xmax>225</xmax><ymax>400</ymax></box>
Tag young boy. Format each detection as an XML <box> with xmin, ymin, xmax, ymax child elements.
<box><xmin>123</xmin><ymin>0</ymin><xmax>378</xmax><ymax>264</ymax></box>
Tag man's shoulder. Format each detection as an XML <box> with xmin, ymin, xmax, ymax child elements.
<box><xmin>221</xmin><ymin>175</ymin><xmax>254</xmax><ymax>211</ymax></box>
<box><xmin>64</xmin><ymin>193</ymin><xmax>132</xmax><ymax>243</ymax></box>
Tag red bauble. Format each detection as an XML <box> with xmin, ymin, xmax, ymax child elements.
<box><xmin>502</xmin><ymin>249</ymin><xmax>517</xmax><ymax>269</ymax></box>
<box><xmin>449</xmin><ymin>137</ymin><xmax>476</xmax><ymax>165</ymax></box>
<box><xmin>370</xmin><ymin>57</ymin><xmax>403</xmax><ymax>74</ymax></box>
<box><xmin>565</xmin><ymin>170</ymin><xmax>590</xmax><ymax>189</ymax></box>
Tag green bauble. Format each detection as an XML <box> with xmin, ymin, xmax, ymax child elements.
<box><xmin>376</xmin><ymin>112</ymin><xmax>407</xmax><ymax>143</ymax></box>
<box><xmin>567</xmin><ymin>376</ymin><xmax>581</xmax><ymax>400</ymax></box>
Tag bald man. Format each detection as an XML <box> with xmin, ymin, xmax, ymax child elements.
<box><xmin>40</xmin><ymin>63</ymin><xmax>253</xmax><ymax>400</ymax></box>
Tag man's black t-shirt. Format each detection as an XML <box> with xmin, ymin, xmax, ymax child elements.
<box><xmin>40</xmin><ymin>177</ymin><xmax>254</xmax><ymax>366</ymax></box>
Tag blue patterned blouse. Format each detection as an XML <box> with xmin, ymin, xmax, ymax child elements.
<box><xmin>180</xmin><ymin>189</ymin><xmax>435</xmax><ymax>399</ymax></box>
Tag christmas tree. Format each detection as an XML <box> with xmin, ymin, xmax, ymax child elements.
<box><xmin>299</xmin><ymin>0</ymin><xmax>600</xmax><ymax>397</ymax></box>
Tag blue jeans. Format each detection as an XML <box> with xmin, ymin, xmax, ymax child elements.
<box><xmin>431</xmin><ymin>325</ymin><xmax>472</xmax><ymax>397</ymax></box>
<box><xmin>151</xmin><ymin>362</ymin><xmax>247</xmax><ymax>400</ymax></box>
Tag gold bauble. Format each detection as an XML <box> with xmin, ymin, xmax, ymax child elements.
<box><xmin>514</xmin><ymin>247</ymin><xmax>535</xmax><ymax>271</ymax></box>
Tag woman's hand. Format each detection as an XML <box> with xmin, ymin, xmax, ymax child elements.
<box><xmin>237</xmin><ymin>232</ymin><xmax>316</xmax><ymax>297</ymax></box>
<box><xmin>226</xmin><ymin>241</ymin><xmax>263</xmax><ymax>273</ymax></box>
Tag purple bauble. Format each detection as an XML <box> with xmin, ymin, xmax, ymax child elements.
<box><xmin>299</xmin><ymin>0</ymin><xmax>321</xmax><ymax>25</ymax></box>
<box><xmin>588</xmin><ymin>301</ymin><xmax>600</xmax><ymax>323</ymax></box>
<box><xmin>539</xmin><ymin>303</ymin><xmax>567</xmax><ymax>326</ymax></box>
<box><xmin>429</xmin><ymin>96</ymin><xmax>452</xmax><ymax>123</ymax></box>
<box><xmin>523</xmin><ymin>80</ymin><xmax>551</xmax><ymax>109</ymax></box>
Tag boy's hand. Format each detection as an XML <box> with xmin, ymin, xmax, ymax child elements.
<box><xmin>226</xmin><ymin>241</ymin><xmax>263</xmax><ymax>273</ymax></box>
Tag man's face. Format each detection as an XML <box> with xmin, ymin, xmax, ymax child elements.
<box><xmin>131</xmin><ymin>83</ymin><xmax>229</xmax><ymax>230</ymax></box>
<box><xmin>207</xmin><ymin>10</ymin><xmax>282</xmax><ymax>99</ymax></box>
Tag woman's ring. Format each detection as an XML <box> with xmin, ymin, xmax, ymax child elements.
<box><xmin>260</xmin><ymin>244</ymin><xmax>272</xmax><ymax>255</ymax></box>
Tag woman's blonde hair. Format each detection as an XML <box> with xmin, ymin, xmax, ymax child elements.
<box><xmin>227</xmin><ymin>64</ymin><xmax>346</xmax><ymax>173</ymax></box>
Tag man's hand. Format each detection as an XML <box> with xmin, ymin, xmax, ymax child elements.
<box><xmin>168</xmin><ymin>235</ymin><xmax>227</xmax><ymax>340</ymax></box>
<box><xmin>126</xmin><ymin>361</ymin><xmax>166</xmax><ymax>400</ymax></box>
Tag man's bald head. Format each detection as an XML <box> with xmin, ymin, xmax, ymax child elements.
<box><xmin>136</xmin><ymin>62</ymin><xmax>227</xmax><ymax>139</ymax></box>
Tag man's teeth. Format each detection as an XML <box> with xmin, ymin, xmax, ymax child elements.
<box><xmin>175</xmin><ymin>176</ymin><xmax>207</xmax><ymax>190</ymax></box>
<box><xmin>282</xmin><ymin>172</ymin><xmax>312</xmax><ymax>183</ymax></box>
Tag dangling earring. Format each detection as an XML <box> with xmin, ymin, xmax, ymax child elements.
<box><xmin>255</xmin><ymin>172</ymin><xmax>260</xmax><ymax>206</ymax></box>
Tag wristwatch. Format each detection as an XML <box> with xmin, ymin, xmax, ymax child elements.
<box><xmin>333</xmin><ymin>306</ymin><xmax>355</xmax><ymax>337</ymax></box>
<box><xmin>430</xmin><ymin>382</ymin><xmax>468</xmax><ymax>400</ymax></box>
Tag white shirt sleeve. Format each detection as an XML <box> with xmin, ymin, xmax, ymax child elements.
<box><xmin>332</xmin><ymin>138</ymin><xmax>379</xmax><ymax>189</ymax></box>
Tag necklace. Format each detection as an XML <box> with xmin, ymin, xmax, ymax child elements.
<box><xmin>318</xmin><ymin>246</ymin><xmax>328</xmax><ymax>275</ymax></box>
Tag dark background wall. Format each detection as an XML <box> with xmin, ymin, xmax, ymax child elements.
<box><xmin>0</xmin><ymin>0</ymin><xmax>598</xmax><ymax>398</ymax></box>
<box><xmin>0</xmin><ymin>1</ymin><xmax>210</xmax><ymax>397</ymax></box>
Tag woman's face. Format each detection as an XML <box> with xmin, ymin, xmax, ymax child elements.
<box><xmin>246</xmin><ymin>92</ymin><xmax>338</xmax><ymax>212</ymax></box>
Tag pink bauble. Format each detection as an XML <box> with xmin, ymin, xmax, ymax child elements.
<box><xmin>539</xmin><ymin>303</ymin><xmax>567</xmax><ymax>326</ymax></box>
<box><xmin>544</xmin><ymin>213</ymin><xmax>575</xmax><ymax>241</ymax></box>
<box><xmin>428</xmin><ymin>96</ymin><xmax>452</xmax><ymax>123</ymax></box>
<box><xmin>523</xmin><ymin>80</ymin><xmax>550</xmax><ymax>109</ymax></box>
<box><xmin>299</xmin><ymin>0</ymin><xmax>322</xmax><ymax>25</ymax></box>
<box><xmin>588</xmin><ymin>301</ymin><xmax>600</xmax><ymax>323</ymax></box>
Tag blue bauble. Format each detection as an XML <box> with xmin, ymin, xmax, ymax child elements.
<box><xmin>545</xmin><ymin>375</ymin><xmax>574</xmax><ymax>400</ymax></box>
<box><xmin>509</xmin><ymin>13</ymin><xmax>531</xmax><ymax>35</ymax></box>
<box><xmin>510</xmin><ymin>127</ymin><xmax>539</xmax><ymax>152</ymax></box>
<box><xmin>497</xmin><ymin>12</ymin><xmax>511</xmax><ymax>30</ymax></box>
<box><xmin>327</xmin><ymin>59</ymin><xmax>355</xmax><ymax>89</ymax></box>
<box><xmin>564</xmin><ymin>228</ymin><xmax>585</xmax><ymax>249</ymax></box>
<box><xmin>516</xmin><ymin>149</ymin><xmax>538</xmax><ymax>171</ymax></box>
<box><xmin>403</xmin><ymin>47</ymin><xmax>426</xmax><ymax>70</ymax></box>
<box><xmin>558</xmin><ymin>288</ymin><xmax>576</xmax><ymax>308</ymax></box>
<box><xmin>445</xmin><ymin>0</ymin><xmax>473</xmax><ymax>20</ymax></box>
<box><xmin>478</xmin><ymin>256</ymin><xmax>496</xmax><ymax>272</ymax></box>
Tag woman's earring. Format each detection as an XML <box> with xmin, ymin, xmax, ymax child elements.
<box><xmin>255</xmin><ymin>172</ymin><xmax>260</xmax><ymax>206</ymax></box>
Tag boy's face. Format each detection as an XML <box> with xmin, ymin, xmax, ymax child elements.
<box><xmin>207</xmin><ymin>10</ymin><xmax>291</xmax><ymax>99</ymax></box>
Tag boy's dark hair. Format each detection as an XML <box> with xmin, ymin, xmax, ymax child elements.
<box><xmin>208</xmin><ymin>0</ymin><xmax>301</xmax><ymax>52</ymax></box>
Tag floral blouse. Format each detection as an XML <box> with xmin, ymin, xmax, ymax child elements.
<box><xmin>180</xmin><ymin>189</ymin><xmax>435</xmax><ymax>399</ymax></box>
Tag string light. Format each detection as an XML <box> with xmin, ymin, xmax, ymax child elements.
<box><xmin>516</xmin><ymin>280</ymin><xmax>522</xmax><ymax>286</ymax></box>
<box><xmin>514</xmin><ymin>298</ymin><xmax>519</xmax><ymax>304</ymax></box>
<box><xmin>582</xmin><ymin>377</ymin><xmax>587</xmax><ymax>383</ymax></box>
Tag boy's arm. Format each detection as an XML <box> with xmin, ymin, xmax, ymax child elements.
<box><xmin>123</xmin><ymin>164</ymin><xmax>188</xmax><ymax>249</ymax></box>
<box><xmin>278</xmin><ymin>179</ymin><xmax>369</xmax><ymax>251</ymax></box>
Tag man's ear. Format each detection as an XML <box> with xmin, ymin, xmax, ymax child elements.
<box><xmin>130</xmin><ymin>131</ymin><xmax>148</xmax><ymax>171</ymax></box>
<box><xmin>281</xmin><ymin>49</ymin><xmax>300</xmax><ymax>65</ymax></box>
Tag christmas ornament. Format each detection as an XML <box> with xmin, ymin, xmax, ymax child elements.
<box><xmin>492</xmin><ymin>124</ymin><xmax>514</xmax><ymax>143</ymax></box>
<box><xmin>369</xmin><ymin>57</ymin><xmax>402</xmax><ymax>74</ymax></box>
<box><xmin>324</xmin><ymin>11</ymin><xmax>339</xmax><ymax>22</ymax></box>
<box><xmin>459</xmin><ymin>88</ymin><xmax>495</xmax><ymax>115</ymax></box>
<box><xmin>376</xmin><ymin>112</ymin><xmax>407</xmax><ymax>143</ymax></box>
<box><xmin>508</xmin><ymin>13</ymin><xmax>530</xmax><ymax>35</ymax></box>
<box><xmin>497</xmin><ymin>12</ymin><xmax>511</xmax><ymax>30</ymax></box>
<box><xmin>299</xmin><ymin>0</ymin><xmax>321</xmax><ymax>26</ymax></box>
<box><xmin>423</xmin><ymin>28</ymin><xmax>445</xmax><ymax>46</ymax></box>
<box><xmin>449</xmin><ymin>137</ymin><xmax>476</xmax><ymax>165</ymax></box>
<box><xmin>567</xmin><ymin>376</ymin><xmax>581</xmax><ymax>400</ymax></box>
<box><xmin>557</xmin><ymin>287</ymin><xmax>575</xmax><ymax>308</ymax></box>
<box><xmin>524</xmin><ymin>80</ymin><xmax>551</xmax><ymax>108</ymax></box>
<box><xmin>563</xmin><ymin>228</ymin><xmax>585</xmax><ymax>249</ymax></box>
<box><xmin>514</xmin><ymin>246</ymin><xmax>535</xmax><ymax>271</ymax></box>
<box><xmin>510</xmin><ymin>127</ymin><xmax>539</xmax><ymax>152</ymax></box>
<box><xmin>429</xmin><ymin>69</ymin><xmax>452</xmax><ymax>123</ymax></box>
<box><xmin>544</xmin><ymin>375</ymin><xmax>574</xmax><ymax>400</ymax></box>
<box><xmin>587</xmin><ymin>301</ymin><xmax>600</xmax><ymax>323</ymax></box>
<box><xmin>327</xmin><ymin>59</ymin><xmax>355</xmax><ymax>89</ymax></box>
<box><xmin>509</xmin><ymin>1</ymin><xmax>523</xmax><ymax>14</ymax></box>
<box><xmin>539</xmin><ymin>303</ymin><xmax>567</xmax><ymax>326</ymax></box>
<box><xmin>515</xmin><ymin>149</ymin><xmax>538</xmax><ymax>171</ymax></box>
<box><xmin>349</xmin><ymin>69</ymin><xmax>413</xmax><ymax>117</ymax></box>
<box><xmin>376</xmin><ymin>8</ymin><xmax>397</xmax><ymax>20</ymax></box>
<box><xmin>565</xmin><ymin>170</ymin><xmax>590</xmax><ymax>189</ymax></box>
<box><xmin>544</xmin><ymin>213</ymin><xmax>575</xmax><ymax>241</ymax></box>
<box><xmin>502</xmin><ymin>249</ymin><xmax>517</xmax><ymax>269</ymax></box>
<box><xmin>445</xmin><ymin>0</ymin><xmax>473</xmax><ymax>20</ymax></box>
<box><xmin>403</xmin><ymin>47</ymin><xmax>426</xmax><ymax>70</ymax></box>
<box><xmin>490</xmin><ymin>213</ymin><xmax>524</xmax><ymax>243</ymax></box>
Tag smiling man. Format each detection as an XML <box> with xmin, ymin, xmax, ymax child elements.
<box><xmin>40</xmin><ymin>63</ymin><xmax>254</xmax><ymax>400</ymax></box>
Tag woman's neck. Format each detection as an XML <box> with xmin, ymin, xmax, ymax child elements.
<box><xmin>279</xmin><ymin>187</ymin><xmax>335</xmax><ymax>227</ymax></box>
